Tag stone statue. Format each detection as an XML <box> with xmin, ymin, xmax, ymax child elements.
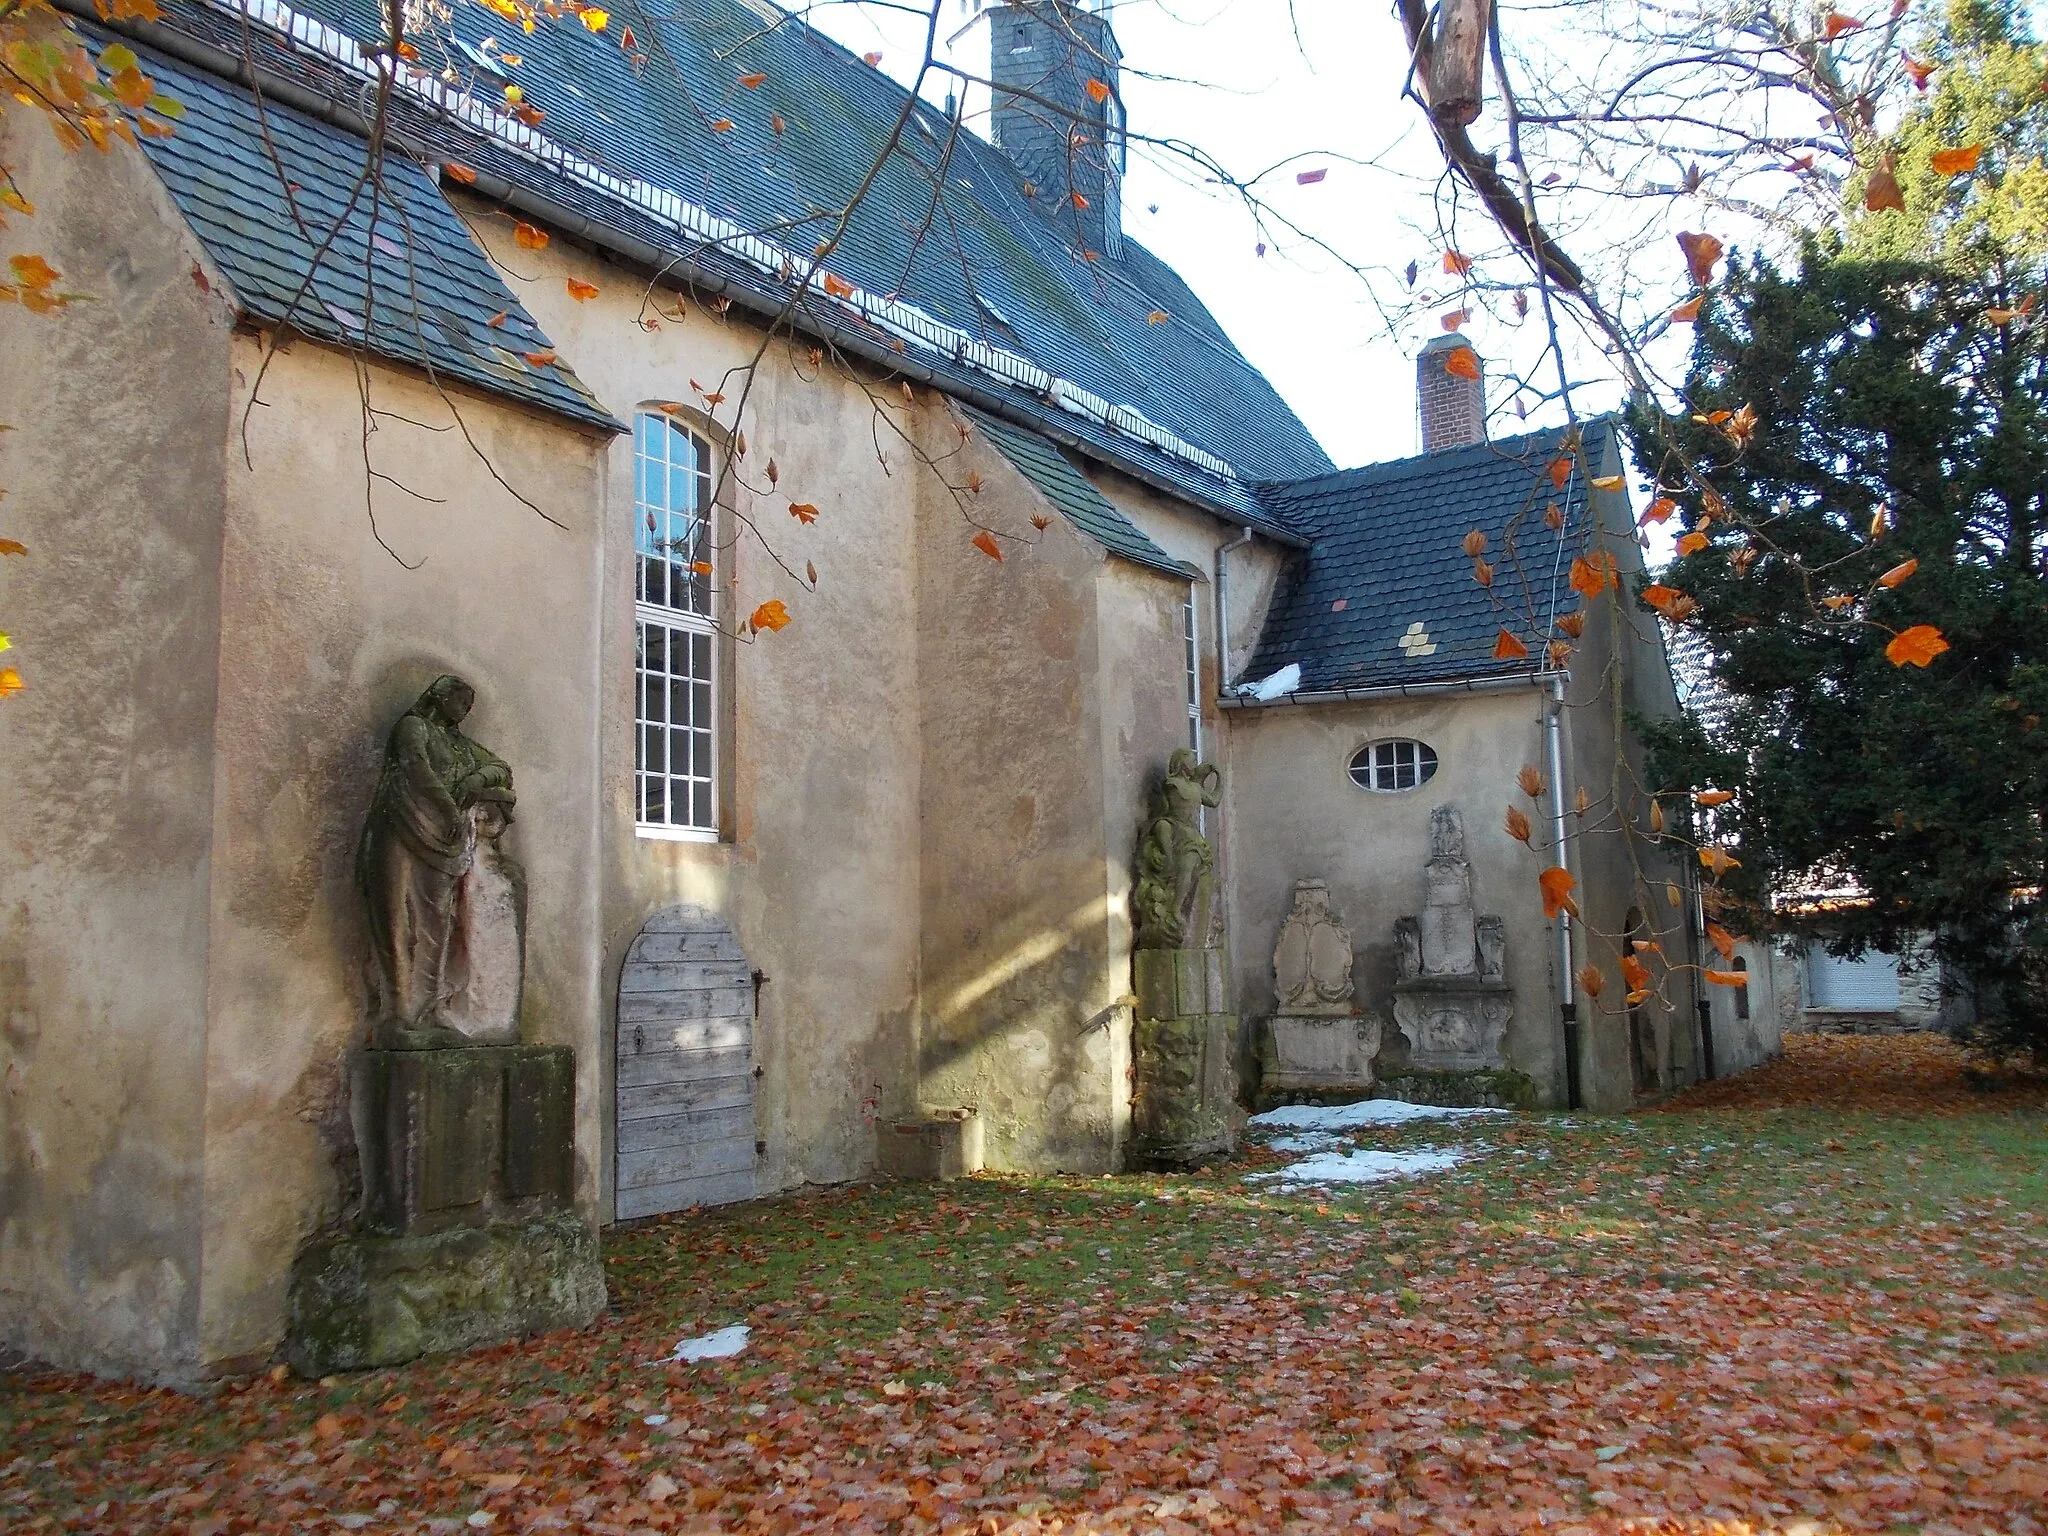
<box><xmin>1133</xmin><ymin>748</ymin><xmax>1222</xmax><ymax>950</ymax></box>
<box><xmin>1272</xmin><ymin>879</ymin><xmax>1355</xmax><ymax>1015</ymax></box>
<box><xmin>358</xmin><ymin>674</ymin><xmax>523</xmax><ymax>1047</ymax></box>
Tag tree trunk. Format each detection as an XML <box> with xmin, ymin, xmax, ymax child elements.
<box><xmin>1428</xmin><ymin>0</ymin><xmax>1492</xmax><ymax>128</ymax></box>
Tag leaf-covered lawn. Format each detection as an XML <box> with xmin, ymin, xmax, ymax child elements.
<box><xmin>5</xmin><ymin>1034</ymin><xmax>2047</xmax><ymax>1535</ymax></box>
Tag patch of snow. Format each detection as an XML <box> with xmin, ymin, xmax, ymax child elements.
<box><xmin>1250</xmin><ymin>1099</ymin><xmax>1506</xmax><ymax>1131</ymax></box>
<box><xmin>1254</xmin><ymin>1146</ymin><xmax>1466</xmax><ymax>1186</ymax></box>
<box><xmin>1266</xmin><ymin>1130</ymin><xmax>1343</xmax><ymax>1154</ymax></box>
<box><xmin>654</xmin><ymin>1324</ymin><xmax>751</xmax><ymax>1363</ymax></box>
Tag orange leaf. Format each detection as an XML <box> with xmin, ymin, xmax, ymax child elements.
<box><xmin>1539</xmin><ymin>866</ymin><xmax>1578</xmax><ymax>919</ymax></box>
<box><xmin>1675</xmin><ymin>230</ymin><xmax>1723</xmax><ymax>287</ymax></box>
<box><xmin>749</xmin><ymin>599</ymin><xmax>791</xmax><ymax>633</ymax></box>
<box><xmin>580</xmin><ymin>6</ymin><xmax>610</xmax><ymax>32</ymax></box>
<box><xmin>1671</xmin><ymin>296</ymin><xmax>1703</xmax><ymax>323</ymax></box>
<box><xmin>1440</xmin><ymin>308</ymin><xmax>1468</xmax><ymax>331</ymax></box>
<box><xmin>1577</xmin><ymin>963</ymin><xmax>1605</xmax><ymax>999</ymax></box>
<box><xmin>689</xmin><ymin>561</ymin><xmax>713</xmax><ymax>575</ymax></box>
<box><xmin>738</xmin><ymin>72</ymin><xmax>767</xmax><ymax>88</ymax></box>
<box><xmin>1589</xmin><ymin>474</ymin><xmax>1625</xmax><ymax>492</ymax></box>
<box><xmin>1621</xmin><ymin>953</ymin><xmax>1651</xmax><ymax>994</ymax></box>
<box><xmin>771</xmin><ymin>113</ymin><xmax>786</xmax><ymax>134</ymax></box>
<box><xmin>1930</xmin><ymin>144</ymin><xmax>1982</xmax><ymax>176</ymax></box>
<box><xmin>1443</xmin><ymin>347</ymin><xmax>1480</xmax><ymax>381</ymax></box>
<box><xmin>788</xmin><ymin>502</ymin><xmax>819</xmax><ymax>524</ymax></box>
<box><xmin>1569</xmin><ymin>554</ymin><xmax>1616</xmax><ymax>598</ymax></box>
<box><xmin>1071</xmin><ymin>191</ymin><xmax>1090</xmax><ymax>209</ymax></box>
<box><xmin>863</xmin><ymin>51</ymin><xmax>883</xmax><ymax>65</ymax></box>
<box><xmin>1705</xmin><ymin>968</ymin><xmax>1749</xmax><ymax>986</ymax></box>
<box><xmin>1877</xmin><ymin>557</ymin><xmax>1918</xmax><ymax>588</ymax></box>
<box><xmin>1442</xmin><ymin>250</ymin><xmax>1472</xmax><ymax>276</ymax></box>
<box><xmin>0</xmin><ymin>539</ymin><xmax>27</xmax><ymax>557</ymax></box>
<box><xmin>445</xmin><ymin>161</ymin><xmax>479</xmax><ymax>184</ymax></box>
<box><xmin>1641</xmin><ymin>497</ymin><xmax>1678</xmax><ymax>525</ymax></box>
<box><xmin>1822</xmin><ymin>11</ymin><xmax>1864</xmax><ymax>39</ymax></box>
<box><xmin>1085</xmin><ymin>77</ymin><xmax>1111</xmax><ymax>103</ymax></box>
<box><xmin>821</xmin><ymin>272</ymin><xmax>855</xmax><ymax>299</ymax></box>
<box><xmin>8</xmin><ymin>254</ymin><xmax>59</xmax><ymax>289</ymax></box>
<box><xmin>1865</xmin><ymin>156</ymin><xmax>1905</xmax><ymax>212</ymax></box>
<box><xmin>1505</xmin><ymin>805</ymin><xmax>1532</xmax><ymax>843</ymax></box>
<box><xmin>1706</xmin><ymin>921</ymin><xmax>1738</xmax><ymax>962</ymax></box>
<box><xmin>513</xmin><ymin>221</ymin><xmax>549</xmax><ymax>250</ymax></box>
<box><xmin>1885</xmin><ymin>624</ymin><xmax>1949</xmax><ymax>667</ymax></box>
<box><xmin>1493</xmin><ymin>628</ymin><xmax>1529</xmax><ymax>660</ymax></box>
<box><xmin>972</xmin><ymin>529</ymin><xmax>1003</xmax><ymax>561</ymax></box>
<box><xmin>0</xmin><ymin>667</ymin><xmax>22</xmax><ymax>697</ymax></box>
<box><xmin>1696</xmin><ymin>788</ymin><xmax>1735</xmax><ymax>807</ymax></box>
<box><xmin>1146</xmin><ymin>310</ymin><xmax>1170</xmax><ymax>324</ymax></box>
<box><xmin>566</xmin><ymin>277</ymin><xmax>600</xmax><ymax>301</ymax></box>
<box><xmin>1823</xmin><ymin>593</ymin><xmax>1857</xmax><ymax>610</ymax></box>
<box><xmin>1677</xmin><ymin>531</ymin><xmax>1709</xmax><ymax>556</ymax></box>
<box><xmin>1699</xmin><ymin>846</ymin><xmax>1742</xmax><ymax>876</ymax></box>
<box><xmin>486</xmin><ymin>310</ymin><xmax>508</xmax><ymax>328</ymax></box>
<box><xmin>1548</xmin><ymin>457</ymin><xmax>1572</xmax><ymax>490</ymax></box>
<box><xmin>522</xmin><ymin>349</ymin><xmax>557</xmax><ymax>367</ymax></box>
<box><xmin>1903</xmin><ymin>54</ymin><xmax>1934</xmax><ymax>90</ymax></box>
<box><xmin>710</xmin><ymin>119</ymin><xmax>734</xmax><ymax>132</ymax></box>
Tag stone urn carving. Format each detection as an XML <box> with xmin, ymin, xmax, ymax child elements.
<box><xmin>1258</xmin><ymin>880</ymin><xmax>1381</xmax><ymax>1096</ymax></box>
<box><xmin>1390</xmin><ymin>807</ymin><xmax>1513</xmax><ymax>1071</ymax></box>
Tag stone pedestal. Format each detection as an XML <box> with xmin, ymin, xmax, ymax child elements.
<box><xmin>877</xmin><ymin>1107</ymin><xmax>985</xmax><ymax>1180</ymax></box>
<box><xmin>1129</xmin><ymin>948</ymin><xmax>1238</xmax><ymax>1169</ymax></box>
<box><xmin>1391</xmin><ymin>976</ymin><xmax>1513</xmax><ymax>1070</ymax></box>
<box><xmin>286</xmin><ymin>1044</ymin><xmax>604</xmax><ymax>1375</ymax></box>
<box><xmin>1258</xmin><ymin>1014</ymin><xmax>1384</xmax><ymax>1095</ymax></box>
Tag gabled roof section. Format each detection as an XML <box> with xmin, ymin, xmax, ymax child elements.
<box><xmin>965</xmin><ymin>408</ymin><xmax>1194</xmax><ymax>580</ymax></box>
<box><xmin>107</xmin><ymin>31</ymin><xmax>620</xmax><ymax>434</ymax></box>
<box><xmin>146</xmin><ymin>0</ymin><xmax>1327</xmax><ymax>517</ymax></box>
<box><xmin>1243</xmin><ymin>420</ymin><xmax>1623</xmax><ymax>693</ymax></box>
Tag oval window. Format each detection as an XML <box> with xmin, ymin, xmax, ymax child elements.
<box><xmin>1349</xmin><ymin>739</ymin><xmax>1438</xmax><ymax>792</ymax></box>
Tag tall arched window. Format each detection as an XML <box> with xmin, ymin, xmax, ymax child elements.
<box><xmin>634</xmin><ymin>411</ymin><xmax>718</xmax><ymax>837</ymax></box>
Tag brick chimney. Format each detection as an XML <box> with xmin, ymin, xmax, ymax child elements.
<box><xmin>1418</xmin><ymin>334</ymin><xmax>1485</xmax><ymax>452</ymax></box>
<box><xmin>988</xmin><ymin>0</ymin><xmax>1123</xmax><ymax>260</ymax></box>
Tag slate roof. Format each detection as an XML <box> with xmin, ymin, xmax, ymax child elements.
<box><xmin>106</xmin><ymin>31</ymin><xmax>618</xmax><ymax>434</ymax></box>
<box><xmin>1243</xmin><ymin>420</ymin><xmax>1623</xmax><ymax>693</ymax></box>
<box><xmin>144</xmin><ymin>0</ymin><xmax>1327</xmax><ymax>526</ymax></box>
<box><xmin>965</xmin><ymin>408</ymin><xmax>1192</xmax><ymax>579</ymax></box>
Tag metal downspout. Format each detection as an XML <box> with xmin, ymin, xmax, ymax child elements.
<box><xmin>1214</xmin><ymin>526</ymin><xmax>1255</xmax><ymax>693</ymax></box>
<box><xmin>1545</xmin><ymin>671</ymin><xmax>1581</xmax><ymax>1109</ymax></box>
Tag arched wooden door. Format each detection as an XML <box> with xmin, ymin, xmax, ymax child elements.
<box><xmin>615</xmin><ymin>906</ymin><xmax>756</xmax><ymax>1218</ymax></box>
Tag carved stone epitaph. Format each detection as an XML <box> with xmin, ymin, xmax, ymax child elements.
<box><xmin>1129</xmin><ymin>751</ymin><xmax>1237</xmax><ymax>1167</ymax></box>
<box><xmin>1391</xmin><ymin>807</ymin><xmax>1513</xmax><ymax>1071</ymax></box>
<box><xmin>1258</xmin><ymin>880</ymin><xmax>1381</xmax><ymax>1097</ymax></box>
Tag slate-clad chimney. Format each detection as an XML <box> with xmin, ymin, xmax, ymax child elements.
<box><xmin>1418</xmin><ymin>334</ymin><xmax>1486</xmax><ymax>451</ymax></box>
<box><xmin>988</xmin><ymin>0</ymin><xmax>1124</xmax><ymax>260</ymax></box>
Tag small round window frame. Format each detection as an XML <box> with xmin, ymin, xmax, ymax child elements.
<box><xmin>1349</xmin><ymin>739</ymin><xmax>1439</xmax><ymax>793</ymax></box>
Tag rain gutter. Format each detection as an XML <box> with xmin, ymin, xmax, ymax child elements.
<box><xmin>1217</xmin><ymin>671</ymin><xmax>1546</xmax><ymax>709</ymax></box>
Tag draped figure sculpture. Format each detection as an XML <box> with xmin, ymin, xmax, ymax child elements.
<box><xmin>1132</xmin><ymin>748</ymin><xmax>1223</xmax><ymax>950</ymax></box>
<box><xmin>358</xmin><ymin>675</ymin><xmax>522</xmax><ymax>1047</ymax></box>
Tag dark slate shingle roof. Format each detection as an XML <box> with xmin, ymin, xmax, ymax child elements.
<box><xmin>155</xmin><ymin>0</ymin><xmax>1327</xmax><ymax>517</ymax></box>
<box><xmin>966</xmin><ymin>408</ymin><xmax>1192</xmax><ymax>579</ymax></box>
<box><xmin>1244</xmin><ymin>420</ymin><xmax>1622</xmax><ymax>693</ymax></box>
<box><xmin>107</xmin><ymin>31</ymin><xmax>619</xmax><ymax>434</ymax></box>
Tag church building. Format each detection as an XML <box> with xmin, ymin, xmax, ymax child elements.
<box><xmin>0</xmin><ymin>0</ymin><xmax>1765</xmax><ymax>1381</ymax></box>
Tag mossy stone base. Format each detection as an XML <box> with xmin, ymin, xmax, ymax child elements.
<box><xmin>1130</xmin><ymin>1011</ymin><xmax>1239</xmax><ymax>1169</ymax></box>
<box><xmin>286</xmin><ymin>1211</ymin><xmax>605</xmax><ymax>1376</ymax></box>
<box><xmin>1376</xmin><ymin>1067</ymin><xmax>1539</xmax><ymax>1110</ymax></box>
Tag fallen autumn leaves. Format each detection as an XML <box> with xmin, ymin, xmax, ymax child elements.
<box><xmin>4</xmin><ymin>1034</ymin><xmax>2046</xmax><ymax>1535</ymax></box>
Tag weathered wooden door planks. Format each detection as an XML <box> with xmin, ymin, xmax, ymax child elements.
<box><xmin>615</xmin><ymin>906</ymin><xmax>756</xmax><ymax>1218</ymax></box>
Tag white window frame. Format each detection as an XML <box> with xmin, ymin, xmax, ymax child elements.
<box><xmin>1349</xmin><ymin>739</ymin><xmax>1439</xmax><ymax>793</ymax></box>
<box><xmin>633</xmin><ymin>411</ymin><xmax>720</xmax><ymax>841</ymax></box>
<box><xmin>1182</xmin><ymin>587</ymin><xmax>1202</xmax><ymax>758</ymax></box>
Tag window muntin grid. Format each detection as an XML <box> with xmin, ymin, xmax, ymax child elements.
<box><xmin>1348</xmin><ymin>739</ymin><xmax>1439</xmax><ymax>793</ymax></box>
<box><xmin>1182</xmin><ymin>590</ymin><xmax>1201</xmax><ymax>755</ymax></box>
<box><xmin>634</xmin><ymin>413</ymin><xmax>717</xmax><ymax>834</ymax></box>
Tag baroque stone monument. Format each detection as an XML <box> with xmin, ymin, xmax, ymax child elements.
<box><xmin>1128</xmin><ymin>749</ymin><xmax>1238</xmax><ymax>1168</ymax></box>
<box><xmin>1391</xmin><ymin>807</ymin><xmax>1513</xmax><ymax>1070</ymax></box>
<box><xmin>1257</xmin><ymin>879</ymin><xmax>1381</xmax><ymax>1096</ymax></box>
<box><xmin>286</xmin><ymin>675</ymin><xmax>604</xmax><ymax>1375</ymax></box>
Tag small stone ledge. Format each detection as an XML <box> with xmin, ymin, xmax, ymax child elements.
<box><xmin>1375</xmin><ymin>1068</ymin><xmax>1539</xmax><ymax>1110</ymax></box>
<box><xmin>286</xmin><ymin>1211</ymin><xmax>606</xmax><ymax>1376</ymax></box>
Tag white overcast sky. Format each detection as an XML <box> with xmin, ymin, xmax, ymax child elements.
<box><xmin>808</xmin><ymin>0</ymin><xmax>1644</xmax><ymax>470</ymax></box>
